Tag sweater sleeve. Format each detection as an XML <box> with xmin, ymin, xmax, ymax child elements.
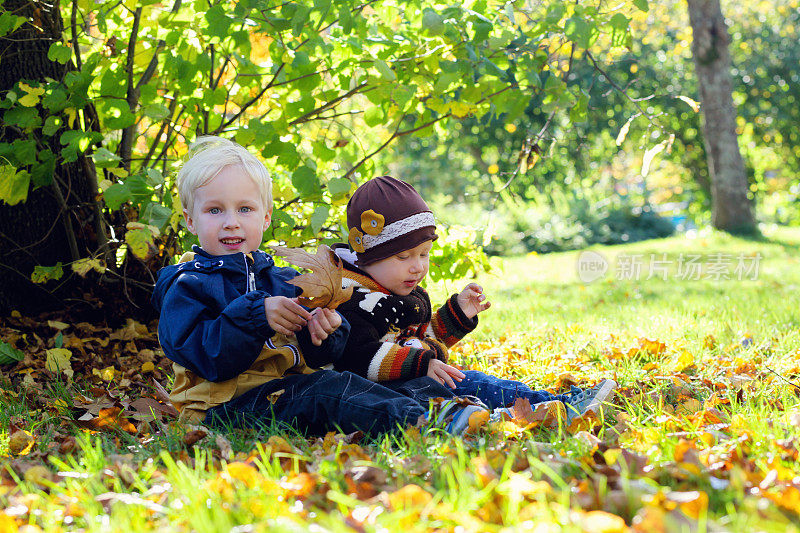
<box><xmin>334</xmin><ymin>300</ymin><xmax>437</xmax><ymax>381</ymax></box>
<box><xmin>295</xmin><ymin>312</ymin><xmax>351</xmax><ymax>368</ymax></box>
<box><xmin>429</xmin><ymin>294</ymin><xmax>479</xmax><ymax>347</ymax></box>
<box><xmin>157</xmin><ymin>273</ymin><xmax>275</xmax><ymax>383</ymax></box>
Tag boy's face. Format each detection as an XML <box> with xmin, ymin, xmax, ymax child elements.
<box><xmin>184</xmin><ymin>165</ymin><xmax>271</xmax><ymax>256</ymax></box>
<box><xmin>362</xmin><ymin>240</ymin><xmax>432</xmax><ymax>295</ymax></box>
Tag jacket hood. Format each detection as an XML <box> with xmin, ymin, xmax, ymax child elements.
<box><xmin>151</xmin><ymin>246</ymin><xmax>276</xmax><ymax>312</ymax></box>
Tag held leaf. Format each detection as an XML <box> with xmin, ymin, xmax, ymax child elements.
<box><xmin>272</xmin><ymin>244</ymin><xmax>353</xmax><ymax>310</ymax></box>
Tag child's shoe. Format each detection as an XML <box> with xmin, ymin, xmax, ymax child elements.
<box><xmin>565</xmin><ymin>379</ymin><xmax>617</xmax><ymax>423</ymax></box>
<box><xmin>429</xmin><ymin>398</ymin><xmax>490</xmax><ymax>435</ymax></box>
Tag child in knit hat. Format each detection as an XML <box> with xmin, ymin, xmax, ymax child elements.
<box><xmin>332</xmin><ymin>176</ymin><xmax>616</xmax><ymax>424</ymax></box>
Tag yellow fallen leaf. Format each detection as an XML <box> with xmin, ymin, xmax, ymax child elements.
<box><xmin>225</xmin><ymin>462</ymin><xmax>263</xmax><ymax>489</ymax></box>
<box><xmin>141</xmin><ymin>361</ymin><xmax>155</xmax><ymax>373</ymax></box>
<box><xmin>0</xmin><ymin>512</ymin><xmax>18</xmax><ymax>532</ymax></box>
<box><xmin>23</xmin><ymin>465</ymin><xmax>51</xmax><ymax>486</ymax></box>
<box><xmin>581</xmin><ymin>510</ymin><xmax>627</xmax><ymax>533</ymax></box>
<box><xmin>45</xmin><ymin>348</ymin><xmax>73</xmax><ymax>378</ymax></box>
<box><xmin>467</xmin><ymin>409</ymin><xmax>490</xmax><ymax>433</ymax></box>
<box><xmin>388</xmin><ymin>484</ymin><xmax>433</xmax><ymax>509</ymax></box>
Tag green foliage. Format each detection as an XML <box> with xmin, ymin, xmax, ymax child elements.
<box><xmin>427</xmin><ymin>225</ymin><xmax>492</xmax><ymax>282</ymax></box>
<box><xmin>0</xmin><ymin>0</ymin><xmax>644</xmax><ymax>283</ymax></box>
<box><xmin>392</xmin><ymin>0</ymin><xmax>800</xmax><ymax>233</ymax></box>
<box><xmin>430</xmin><ymin>186</ymin><xmax>675</xmax><ymax>256</ymax></box>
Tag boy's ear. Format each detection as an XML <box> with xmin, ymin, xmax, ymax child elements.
<box><xmin>263</xmin><ymin>206</ymin><xmax>273</xmax><ymax>231</ymax></box>
<box><xmin>183</xmin><ymin>209</ymin><xmax>197</xmax><ymax>235</ymax></box>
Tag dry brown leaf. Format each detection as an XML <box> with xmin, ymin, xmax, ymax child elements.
<box><xmin>182</xmin><ymin>429</ymin><xmax>208</xmax><ymax>447</ymax></box>
<box><xmin>215</xmin><ymin>434</ymin><xmax>233</xmax><ymax>460</ymax></box>
<box><xmin>272</xmin><ymin>245</ymin><xmax>353</xmax><ymax>309</ymax></box>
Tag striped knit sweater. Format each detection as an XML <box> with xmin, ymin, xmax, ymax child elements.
<box><xmin>333</xmin><ymin>259</ymin><xmax>478</xmax><ymax>382</ymax></box>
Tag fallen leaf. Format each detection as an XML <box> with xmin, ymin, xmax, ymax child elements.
<box><xmin>272</xmin><ymin>245</ymin><xmax>354</xmax><ymax>309</ymax></box>
<box><xmin>128</xmin><ymin>397</ymin><xmax>178</xmax><ymax>421</ymax></box>
<box><xmin>388</xmin><ymin>483</ymin><xmax>433</xmax><ymax>509</ymax></box>
<box><xmin>183</xmin><ymin>429</ymin><xmax>208</xmax><ymax>447</ymax></box>
<box><xmin>215</xmin><ymin>434</ymin><xmax>233</xmax><ymax>460</ymax></box>
<box><xmin>45</xmin><ymin>348</ymin><xmax>73</xmax><ymax>377</ymax></box>
<box><xmin>8</xmin><ymin>430</ymin><xmax>34</xmax><ymax>456</ymax></box>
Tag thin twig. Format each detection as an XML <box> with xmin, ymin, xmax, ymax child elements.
<box><xmin>766</xmin><ymin>366</ymin><xmax>800</xmax><ymax>392</ymax></box>
<box><xmin>586</xmin><ymin>50</ymin><xmax>658</xmax><ymax>126</ymax></box>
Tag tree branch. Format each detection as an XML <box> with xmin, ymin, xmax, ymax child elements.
<box><xmin>118</xmin><ymin>6</ymin><xmax>142</xmax><ymax>171</ymax></box>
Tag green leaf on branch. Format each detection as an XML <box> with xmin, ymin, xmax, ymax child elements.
<box><xmin>292</xmin><ymin>166</ymin><xmax>321</xmax><ymax>199</ymax></box>
<box><xmin>103</xmin><ymin>183</ymin><xmax>132</xmax><ymax>210</ymax></box>
<box><xmin>0</xmin><ymin>164</ymin><xmax>30</xmax><ymax>206</ymax></box>
<box><xmin>142</xmin><ymin>202</ymin><xmax>173</xmax><ymax>229</ymax></box>
<box><xmin>0</xmin><ymin>11</ymin><xmax>26</xmax><ymax>37</ymax></box>
<box><xmin>31</xmin><ymin>263</ymin><xmax>64</xmax><ymax>284</ymax></box>
<box><xmin>43</xmin><ymin>116</ymin><xmax>63</xmax><ymax>136</ymax></box>
<box><xmin>205</xmin><ymin>5</ymin><xmax>234</xmax><ymax>38</ymax></box>
<box><xmin>60</xmin><ymin>130</ymin><xmax>102</xmax><ymax>162</ymax></box>
<box><xmin>633</xmin><ymin>0</ymin><xmax>649</xmax><ymax>12</ymax></box>
<box><xmin>310</xmin><ymin>205</ymin><xmax>329</xmax><ymax>234</ymax></box>
<box><xmin>3</xmin><ymin>105</ymin><xmax>41</xmax><ymax>130</ymax></box>
<box><xmin>374</xmin><ymin>60</ymin><xmax>396</xmax><ymax>81</ymax></box>
<box><xmin>47</xmin><ymin>42</ymin><xmax>73</xmax><ymax>64</ymax></box>
<box><xmin>31</xmin><ymin>149</ymin><xmax>56</xmax><ymax>187</ymax></box>
<box><xmin>327</xmin><ymin>178</ymin><xmax>351</xmax><ymax>198</ymax></box>
<box><xmin>91</xmin><ymin>147</ymin><xmax>122</xmax><ymax>168</ymax></box>
<box><xmin>125</xmin><ymin>223</ymin><xmax>159</xmax><ymax>261</ymax></box>
<box><xmin>564</xmin><ymin>16</ymin><xmax>594</xmax><ymax>49</ymax></box>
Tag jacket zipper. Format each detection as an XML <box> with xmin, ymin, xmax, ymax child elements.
<box><xmin>249</xmin><ymin>253</ymin><xmax>299</xmax><ymax>367</ymax></box>
<box><xmin>244</xmin><ymin>253</ymin><xmax>256</xmax><ymax>293</ymax></box>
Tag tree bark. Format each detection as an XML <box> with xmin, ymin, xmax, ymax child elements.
<box><xmin>0</xmin><ymin>0</ymin><xmax>100</xmax><ymax>314</ymax></box>
<box><xmin>686</xmin><ymin>0</ymin><xmax>756</xmax><ymax>233</ymax></box>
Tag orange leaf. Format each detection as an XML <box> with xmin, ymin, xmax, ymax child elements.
<box><xmin>272</xmin><ymin>245</ymin><xmax>354</xmax><ymax>309</ymax></box>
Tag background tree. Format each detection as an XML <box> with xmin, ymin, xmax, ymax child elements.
<box><xmin>0</xmin><ymin>0</ymin><xmax>107</xmax><ymax>314</ymax></box>
<box><xmin>686</xmin><ymin>0</ymin><xmax>755</xmax><ymax>233</ymax></box>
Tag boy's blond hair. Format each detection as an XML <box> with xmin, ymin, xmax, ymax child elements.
<box><xmin>176</xmin><ymin>136</ymin><xmax>272</xmax><ymax>213</ymax></box>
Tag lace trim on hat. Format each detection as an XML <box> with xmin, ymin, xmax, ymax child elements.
<box><xmin>362</xmin><ymin>212</ymin><xmax>435</xmax><ymax>249</ymax></box>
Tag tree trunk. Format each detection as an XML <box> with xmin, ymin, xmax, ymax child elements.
<box><xmin>0</xmin><ymin>0</ymin><xmax>101</xmax><ymax>314</ymax></box>
<box><xmin>686</xmin><ymin>0</ymin><xmax>756</xmax><ymax>233</ymax></box>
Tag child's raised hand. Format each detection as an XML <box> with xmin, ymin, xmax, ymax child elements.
<box><xmin>306</xmin><ymin>307</ymin><xmax>342</xmax><ymax>346</ymax></box>
<box><xmin>456</xmin><ymin>283</ymin><xmax>491</xmax><ymax>319</ymax></box>
<box><xmin>427</xmin><ymin>359</ymin><xmax>465</xmax><ymax>389</ymax></box>
<box><xmin>264</xmin><ymin>296</ymin><xmax>312</xmax><ymax>336</ymax></box>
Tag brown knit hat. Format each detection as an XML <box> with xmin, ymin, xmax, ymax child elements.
<box><xmin>346</xmin><ymin>176</ymin><xmax>437</xmax><ymax>266</ymax></box>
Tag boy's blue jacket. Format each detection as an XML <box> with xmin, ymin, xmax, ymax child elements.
<box><xmin>151</xmin><ymin>245</ymin><xmax>350</xmax><ymax>422</ymax></box>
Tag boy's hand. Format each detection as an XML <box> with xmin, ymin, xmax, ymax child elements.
<box><xmin>427</xmin><ymin>359</ymin><xmax>465</xmax><ymax>389</ymax></box>
<box><xmin>264</xmin><ymin>296</ymin><xmax>312</xmax><ymax>336</ymax></box>
<box><xmin>306</xmin><ymin>307</ymin><xmax>342</xmax><ymax>346</ymax></box>
<box><xmin>456</xmin><ymin>283</ymin><xmax>491</xmax><ymax>319</ymax></box>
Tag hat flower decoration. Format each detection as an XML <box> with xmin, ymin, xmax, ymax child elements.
<box><xmin>348</xmin><ymin>227</ymin><xmax>365</xmax><ymax>253</ymax></box>
<box><xmin>360</xmin><ymin>209</ymin><xmax>384</xmax><ymax>235</ymax></box>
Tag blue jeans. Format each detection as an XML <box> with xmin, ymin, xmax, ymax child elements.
<box><xmin>204</xmin><ymin>370</ymin><xmax>436</xmax><ymax>435</ymax></box>
<box><xmin>450</xmin><ymin>370</ymin><xmax>570</xmax><ymax>410</ymax></box>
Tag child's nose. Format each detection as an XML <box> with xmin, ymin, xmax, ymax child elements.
<box><xmin>223</xmin><ymin>213</ymin><xmax>240</xmax><ymax>228</ymax></box>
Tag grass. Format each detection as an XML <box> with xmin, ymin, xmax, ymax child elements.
<box><xmin>2</xmin><ymin>226</ymin><xmax>800</xmax><ymax>531</ymax></box>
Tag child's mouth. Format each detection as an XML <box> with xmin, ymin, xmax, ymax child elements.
<box><xmin>221</xmin><ymin>238</ymin><xmax>245</xmax><ymax>248</ymax></box>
